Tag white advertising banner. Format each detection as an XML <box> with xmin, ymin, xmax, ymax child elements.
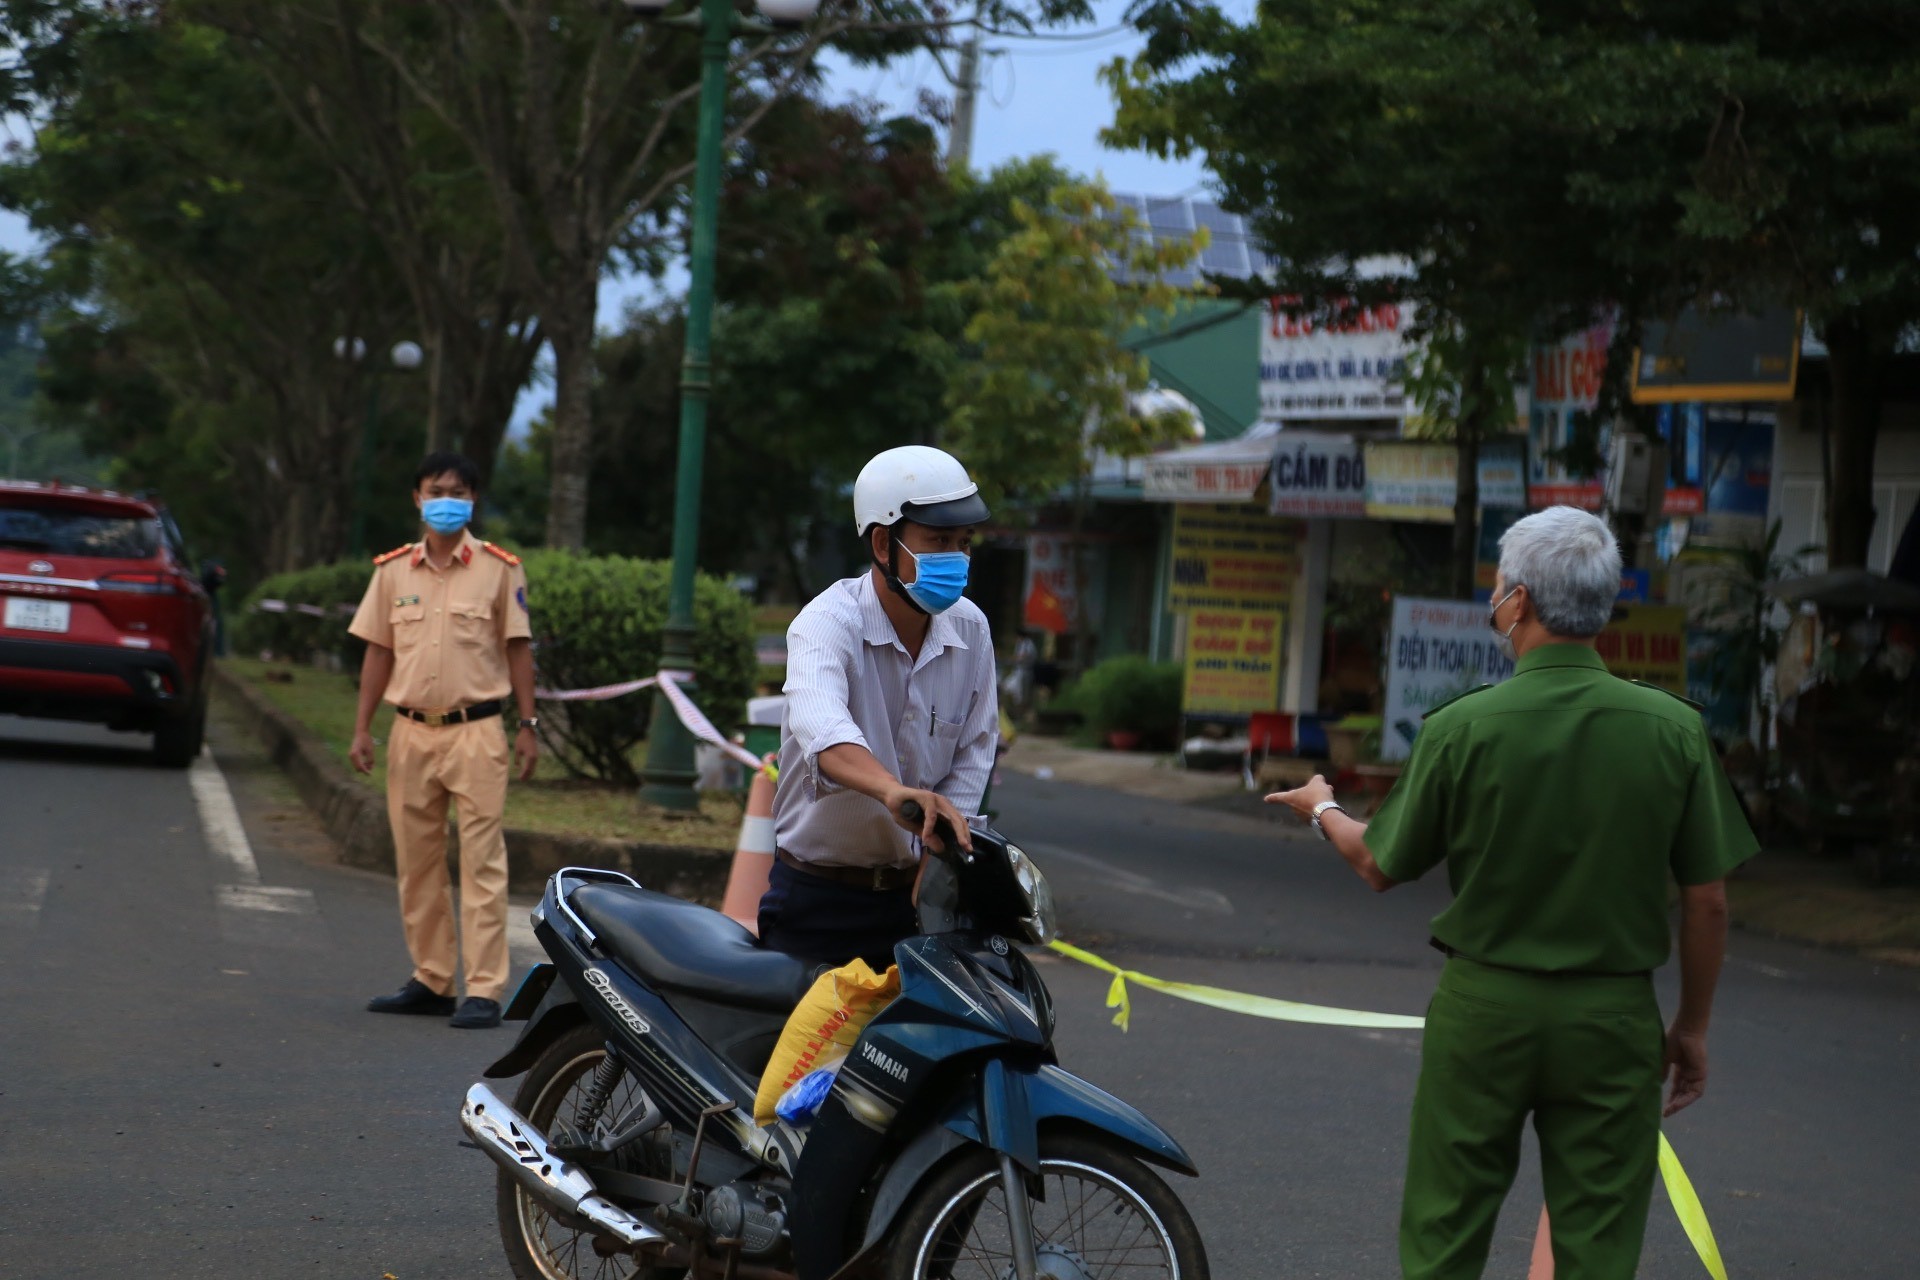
<box><xmin>1381</xmin><ymin>595</ymin><xmax>1515</xmax><ymax>761</ymax></box>
<box><xmin>1259</xmin><ymin>298</ymin><xmax>1414</xmax><ymax>421</ymax></box>
<box><xmin>1142</xmin><ymin>436</ymin><xmax>1274</xmax><ymax>504</ymax></box>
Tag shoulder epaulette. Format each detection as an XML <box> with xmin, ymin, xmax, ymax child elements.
<box><xmin>1422</xmin><ymin>683</ymin><xmax>1494</xmax><ymax>721</ymax></box>
<box><xmin>482</xmin><ymin>541</ymin><xmax>521</xmax><ymax>566</ymax></box>
<box><xmin>372</xmin><ymin>544</ymin><xmax>412</xmax><ymax>566</ymax></box>
<box><xmin>1630</xmin><ymin>679</ymin><xmax>1705</xmax><ymax>712</ymax></box>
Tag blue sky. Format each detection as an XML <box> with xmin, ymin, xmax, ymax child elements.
<box><xmin>0</xmin><ymin>2</ymin><xmax>1235</xmax><ymax>433</ymax></box>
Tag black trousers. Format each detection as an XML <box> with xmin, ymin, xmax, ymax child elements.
<box><xmin>757</xmin><ymin>859</ymin><xmax>917</xmax><ymax>973</ymax></box>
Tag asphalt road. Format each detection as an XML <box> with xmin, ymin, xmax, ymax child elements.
<box><xmin>1</xmin><ymin>708</ymin><xmax>1915</xmax><ymax>1279</ymax></box>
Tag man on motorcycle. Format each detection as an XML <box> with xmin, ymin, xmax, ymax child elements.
<box><xmin>759</xmin><ymin>446</ymin><xmax>998</xmax><ymax>970</ymax></box>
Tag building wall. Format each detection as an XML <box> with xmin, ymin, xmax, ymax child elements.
<box><xmin>1769</xmin><ymin>400</ymin><xmax>1920</xmax><ymax>573</ymax></box>
<box><xmin>1134</xmin><ymin>300</ymin><xmax>1263</xmax><ymax>442</ymax></box>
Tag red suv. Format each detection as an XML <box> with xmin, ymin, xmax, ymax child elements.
<box><xmin>0</xmin><ymin>481</ymin><xmax>215</xmax><ymax>766</ymax></box>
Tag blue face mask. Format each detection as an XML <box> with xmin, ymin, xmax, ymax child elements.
<box><xmin>900</xmin><ymin>543</ymin><xmax>970</xmax><ymax>615</ymax></box>
<box><xmin>420</xmin><ymin>496</ymin><xmax>473</xmax><ymax>534</ymax></box>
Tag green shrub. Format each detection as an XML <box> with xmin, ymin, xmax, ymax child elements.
<box><xmin>1064</xmin><ymin>655</ymin><xmax>1184</xmax><ymax>744</ymax></box>
<box><xmin>518</xmin><ymin>550</ymin><xmax>755</xmax><ymax>786</ymax></box>
<box><xmin>234</xmin><ymin>560</ymin><xmax>378</xmax><ymax>668</ymax></box>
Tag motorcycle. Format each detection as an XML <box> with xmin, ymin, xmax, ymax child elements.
<box><xmin>460</xmin><ymin>801</ymin><xmax>1210</xmax><ymax>1280</ymax></box>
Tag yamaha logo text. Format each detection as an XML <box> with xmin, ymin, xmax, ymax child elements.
<box><xmin>859</xmin><ymin>1041</ymin><xmax>909</xmax><ymax>1083</ymax></box>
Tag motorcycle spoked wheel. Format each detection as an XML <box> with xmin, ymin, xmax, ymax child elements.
<box><xmin>496</xmin><ymin>1021</ymin><xmax>683</xmax><ymax>1280</ymax></box>
<box><xmin>884</xmin><ymin>1132</ymin><xmax>1210</xmax><ymax>1280</ymax></box>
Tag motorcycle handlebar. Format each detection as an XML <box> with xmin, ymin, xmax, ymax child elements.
<box><xmin>898</xmin><ymin>799</ymin><xmax>965</xmax><ymax>862</ymax></box>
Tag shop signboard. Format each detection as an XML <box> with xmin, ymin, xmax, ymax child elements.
<box><xmin>1266</xmin><ymin>432</ymin><xmax>1369</xmax><ymax>518</ymax></box>
<box><xmin>1529</xmin><ymin>320</ymin><xmax>1613</xmax><ymax>509</ymax></box>
<box><xmin>1143</xmin><ymin>449</ymin><xmax>1272</xmax><ymax>504</ymax></box>
<box><xmin>1166</xmin><ymin>505</ymin><xmax>1302</xmax><ymax>614</ymax></box>
<box><xmin>1594</xmin><ymin>604</ymin><xmax>1687</xmax><ymax>694</ymax></box>
<box><xmin>1182</xmin><ymin>607</ymin><xmax>1288</xmax><ymax>715</ymax></box>
<box><xmin>1382</xmin><ymin>596</ymin><xmax>1517</xmax><ymax>761</ymax></box>
<box><xmin>1259</xmin><ymin>297</ymin><xmax>1414</xmax><ymax>421</ymax></box>
<box><xmin>1632</xmin><ymin>306</ymin><xmax>1801</xmax><ymax>403</ymax></box>
<box><xmin>1363</xmin><ymin>437</ymin><xmax>1529</xmax><ymax>522</ymax></box>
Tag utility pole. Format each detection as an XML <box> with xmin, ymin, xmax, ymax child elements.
<box><xmin>945</xmin><ymin>7</ymin><xmax>983</xmax><ymax>170</ymax></box>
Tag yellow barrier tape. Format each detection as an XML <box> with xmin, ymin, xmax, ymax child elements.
<box><xmin>1046</xmin><ymin>938</ymin><xmax>1730</xmax><ymax>1279</ymax></box>
<box><xmin>1659</xmin><ymin>1132</ymin><xmax>1730</xmax><ymax>1280</ymax></box>
<box><xmin>1046</xmin><ymin>939</ymin><xmax>1426</xmax><ymax>1031</ymax></box>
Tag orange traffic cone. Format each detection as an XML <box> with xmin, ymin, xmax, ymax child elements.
<box><xmin>1528</xmin><ymin>1205</ymin><xmax>1554</xmax><ymax>1278</ymax></box>
<box><xmin>721</xmin><ymin>754</ymin><xmax>777</xmax><ymax>933</ymax></box>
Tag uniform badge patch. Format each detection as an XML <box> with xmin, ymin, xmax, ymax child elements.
<box><xmin>394</xmin><ymin>594</ymin><xmax>421</xmax><ymax>608</ymax></box>
<box><xmin>515</xmin><ymin>585</ymin><xmax>528</xmax><ymax>613</ymax></box>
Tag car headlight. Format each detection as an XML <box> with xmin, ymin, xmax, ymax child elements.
<box><xmin>1006</xmin><ymin>845</ymin><xmax>1057</xmax><ymax>945</ymax></box>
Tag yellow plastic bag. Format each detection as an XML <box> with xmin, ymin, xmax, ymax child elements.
<box><xmin>754</xmin><ymin>958</ymin><xmax>900</xmax><ymax>1125</ymax></box>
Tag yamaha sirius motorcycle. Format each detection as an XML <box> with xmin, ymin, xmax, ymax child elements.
<box><xmin>460</xmin><ymin>802</ymin><xmax>1209</xmax><ymax>1280</ymax></box>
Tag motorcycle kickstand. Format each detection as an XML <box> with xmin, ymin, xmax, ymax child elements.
<box><xmin>999</xmin><ymin>1153</ymin><xmax>1039</xmax><ymax>1280</ymax></box>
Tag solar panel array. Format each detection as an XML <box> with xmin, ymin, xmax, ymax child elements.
<box><xmin>1109</xmin><ymin>192</ymin><xmax>1274</xmax><ymax>285</ymax></box>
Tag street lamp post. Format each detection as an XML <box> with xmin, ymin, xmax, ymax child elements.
<box><xmin>631</xmin><ymin>0</ymin><xmax>820</xmax><ymax>809</ymax></box>
<box><xmin>337</xmin><ymin>338</ymin><xmax>424</xmax><ymax>559</ymax></box>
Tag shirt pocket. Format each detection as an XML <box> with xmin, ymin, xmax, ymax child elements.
<box><xmin>449</xmin><ymin>599</ymin><xmax>495</xmax><ymax>647</ymax></box>
<box><xmin>924</xmin><ymin>715</ymin><xmax>966</xmax><ymax>782</ymax></box>
<box><xmin>389</xmin><ymin>604</ymin><xmax>427</xmax><ymax>652</ymax></box>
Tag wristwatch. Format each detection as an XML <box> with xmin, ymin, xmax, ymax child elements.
<box><xmin>1310</xmin><ymin>798</ymin><xmax>1347</xmax><ymax>841</ymax></box>
<box><xmin>518</xmin><ymin>717</ymin><xmax>541</xmax><ymax>731</ymax></box>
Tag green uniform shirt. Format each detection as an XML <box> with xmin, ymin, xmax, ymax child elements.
<box><xmin>1365</xmin><ymin>643</ymin><xmax>1756</xmax><ymax>974</ymax></box>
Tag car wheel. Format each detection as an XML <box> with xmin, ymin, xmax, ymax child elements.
<box><xmin>153</xmin><ymin>695</ymin><xmax>207</xmax><ymax>768</ymax></box>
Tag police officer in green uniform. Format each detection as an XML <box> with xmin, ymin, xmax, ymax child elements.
<box><xmin>1271</xmin><ymin>506</ymin><xmax>1755</xmax><ymax>1279</ymax></box>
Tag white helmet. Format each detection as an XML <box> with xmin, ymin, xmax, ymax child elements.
<box><xmin>852</xmin><ymin>445</ymin><xmax>990</xmax><ymax>536</ymax></box>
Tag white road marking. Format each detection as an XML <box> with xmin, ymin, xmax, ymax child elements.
<box><xmin>0</xmin><ymin>867</ymin><xmax>50</xmax><ymax>928</ymax></box>
<box><xmin>188</xmin><ymin>746</ymin><xmax>260</xmax><ymax>887</ymax></box>
<box><xmin>1025</xmin><ymin>842</ymin><xmax>1236</xmax><ymax>916</ymax></box>
<box><xmin>214</xmin><ymin>884</ymin><xmax>318</xmax><ymax>915</ymax></box>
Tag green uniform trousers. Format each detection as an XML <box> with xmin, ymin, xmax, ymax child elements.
<box><xmin>1401</xmin><ymin>957</ymin><xmax>1665</xmax><ymax>1280</ymax></box>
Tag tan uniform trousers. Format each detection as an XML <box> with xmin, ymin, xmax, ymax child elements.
<box><xmin>386</xmin><ymin>713</ymin><xmax>511</xmax><ymax>1002</ymax></box>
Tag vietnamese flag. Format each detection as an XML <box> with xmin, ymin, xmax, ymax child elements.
<box><xmin>1025</xmin><ymin>580</ymin><xmax>1072</xmax><ymax>635</ymax></box>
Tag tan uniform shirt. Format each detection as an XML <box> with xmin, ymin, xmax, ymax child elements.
<box><xmin>348</xmin><ymin>531</ymin><xmax>531</xmax><ymax>711</ymax></box>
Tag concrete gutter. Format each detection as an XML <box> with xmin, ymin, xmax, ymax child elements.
<box><xmin>211</xmin><ymin>664</ymin><xmax>731</xmax><ymax>901</ymax></box>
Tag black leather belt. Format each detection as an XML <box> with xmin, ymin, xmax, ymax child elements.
<box><xmin>776</xmin><ymin>849</ymin><xmax>917</xmax><ymax>892</ymax></box>
<box><xmin>397</xmin><ymin>699</ymin><xmax>504</xmax><ymax>727</ymax></box>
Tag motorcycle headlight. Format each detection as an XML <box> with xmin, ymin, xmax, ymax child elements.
<box><xmin>1006</xmin><ymin>845</ymin><xmax>1057</xmax><ymax>945</ymax></box>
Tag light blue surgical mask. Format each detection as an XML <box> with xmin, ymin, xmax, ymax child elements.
<box><xmin>900</xmin><ymin>543</ymin><xmax>970</xmax><ymax>615</ymax></box>
<box><xmin>420</xmin><ymin>496</ymin><xmax>473</xmax><ymax>534</ymax></box>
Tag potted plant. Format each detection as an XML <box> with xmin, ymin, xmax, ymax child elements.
<box><xmin>1070</xmin><ymin>655</ymin><xmax>1184</xmax><ymax>751</ymax></box>
<box><xmin>1324</xmin><ymin>714</ymin><xmax>1381</xmax><ymax>771</ymax></box>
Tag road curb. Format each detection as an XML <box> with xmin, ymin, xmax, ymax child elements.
<box><xmin>211</xmin><ymin>665</ymin><xmax>731</xmax><ymax>900</ymax></box>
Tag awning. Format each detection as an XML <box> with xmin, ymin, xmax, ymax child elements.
<box><xmin>1141</xmin><ymin>425</ymin><xmax>1279</xmax><ymax>504</ymax></box>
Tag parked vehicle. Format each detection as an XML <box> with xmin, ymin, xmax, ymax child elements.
<box><xmin>0</xmin><ymin>481</ymin><xmax>215</xmax><ymax>766</ymax></box>
<box><xmin>461</xmin><ymin>802</ymin><xmax>1210</xmax><ymax>1280</ymax></box>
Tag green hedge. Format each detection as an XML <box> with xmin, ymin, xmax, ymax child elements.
<box><xmin>1061</xmin><ymin>655</ymin><xmax>1184</xmax><ymax>745</ymax></box>
<box><xmin>518</xmin><ymin>550</ymin><xmax>755</xmax><ymax>786</ymax></box>
<box><xmin>233</xmin><ymin>560</ymin><xmax>376</xmax><ymax>668</ymax></box>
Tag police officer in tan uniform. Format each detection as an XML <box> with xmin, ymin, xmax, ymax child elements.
<box><xmin>348</xmin><ymin>452</ymin><xmax>538</xmax><ymax>1029</ymax></box>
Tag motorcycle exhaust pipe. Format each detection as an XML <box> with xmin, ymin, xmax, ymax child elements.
<box><xmin>460</xmin><ymin>1082</ymin><xmax>665</xmax><ymax>1250</ymax></box>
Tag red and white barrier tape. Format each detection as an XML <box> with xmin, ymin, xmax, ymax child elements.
<box><xmin>534</xmin><ymin>669</ymin><xmax>768</xmax><ymax>775</ymax></box>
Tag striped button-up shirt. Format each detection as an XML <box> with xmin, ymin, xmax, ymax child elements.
<box><xmin>775</xmin><ymin>573</ymin><xmax>999</xmax><ymax>869</ymax></box>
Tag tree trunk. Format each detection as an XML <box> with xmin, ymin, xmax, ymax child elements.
<box><xmin>1822</xmin><ymin>313</ymin><xmax>1885</xmax><ymax>569</ymax></box>
<box><xmin>1450</xmin><ymin>358</ymin><xmax>1486</xmax><ymax>600</ymax></box>
<box><xmin>543</xmin><ymin>284</ymin><xmax>599</xmax><ymax>549</ymax></box>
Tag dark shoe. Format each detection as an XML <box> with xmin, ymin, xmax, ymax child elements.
<box><xmin>449</xmin><ymin>997</ymin><xmax>503</xmax><ymax>1029</ymax></box>
<box><xmin>366</xmin><ymin>978</ymin><xmax>456</xmax><ymax>1016</ymax></box>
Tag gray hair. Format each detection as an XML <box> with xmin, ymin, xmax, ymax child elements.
<box><xmin>1497</xmin><ymin>506</ymin><xmax>1622</xmax><ymax>638</ymax></box>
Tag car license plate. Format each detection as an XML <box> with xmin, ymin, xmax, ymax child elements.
<box><xmin>4</xmin><ymin>597</ymin><xmax>71</xmax><ymax>633</ymax></box>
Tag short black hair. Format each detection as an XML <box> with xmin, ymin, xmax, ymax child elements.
<box><xmin>413</xmin><ymin>451</ymin><xmax>481</xmax><ymax>494</ymax></box>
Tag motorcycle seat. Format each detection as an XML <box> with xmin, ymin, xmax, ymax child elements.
<box><xmin>569</xmin><ymin>884</ymin><xmax>818</xmax><ymax>1011</ymax></box>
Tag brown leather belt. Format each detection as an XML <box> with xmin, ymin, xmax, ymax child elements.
<box><xmin>397</xmin><ymin>699</ymin><xmax>504</xmax><ymax>727</ymax></box>
<box><xmin>776</xmin><ymin>848</ymin><xmax>916</xmax><ymax>892</ymax></box>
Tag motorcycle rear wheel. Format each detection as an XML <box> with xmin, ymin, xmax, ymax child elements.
<box><xmin>496</xmin><ymin>1021</ymin><xmax>682</xmax><ymax>1280</ymax></box>
<box><xmin>884</xmin><ymin>1131</ymin><xmax>1209</xmax><ymax>1280</ymax></box>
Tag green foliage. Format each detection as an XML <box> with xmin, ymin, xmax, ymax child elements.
<box><xmin>1060</xmin><ymin>655</ymin><xmax>1183</xmax><ymax>743</ymax></box>
<box><xmin>944</xmin><ymin>181</ymin><xmax>1209</xmax><ymax>512</ymax></box>
<box><xmin>516</xmin><ymin>551</ymin><xmax>755</xmax><ymax>786</ymax></box>
<box><xmin>233</xmin><ymin>561</ymin><xmax>377</xmax><ymax>667</ymax></box>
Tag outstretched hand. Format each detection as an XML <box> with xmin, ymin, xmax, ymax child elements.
<box><xmin>1265</xmin><ymin>774</ymin><xmax>1336</xmax><ymax>824</ymax></box>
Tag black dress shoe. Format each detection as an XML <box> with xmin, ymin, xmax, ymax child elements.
<box><xmin>450</xmin><ymin>997</ymin><xmax>503</xmax><ymax>1029</ymax></box>
<box><xmin>367</xmin><ymin>978</ymin><xmax>457</xmax><ymax>1016</ymax></box>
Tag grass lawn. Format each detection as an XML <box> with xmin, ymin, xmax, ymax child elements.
<box><xmin>221</xmin><ymin>657</ymin><xmax>742</xmax><ymax>847</ymax></box>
